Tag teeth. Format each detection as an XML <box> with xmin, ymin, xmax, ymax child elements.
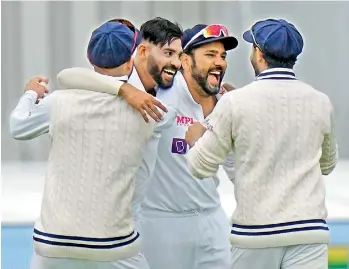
<box><xmin>164</xmin><ymin>69</ymin><xmax>175</xmax><ymax>75</ymax></box>
<box><xmin>209</xmin><ymin>71</ymin><xmax>221</xmax><ymax>75</ymax></box>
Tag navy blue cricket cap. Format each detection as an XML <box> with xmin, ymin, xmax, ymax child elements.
<box><xmin>243</xmin><ymin>19</ymin><xmax>304</xmax><ymax>59</ymax></box>
<box><xmin>87</xmin><ymin>19</ymin><xmax>141</xmax><ymax>69</ymax></box>
<box><xmin>182</xmin><ymin>24</ymin><xmax>238</xmax><ymax>52</ymax></box>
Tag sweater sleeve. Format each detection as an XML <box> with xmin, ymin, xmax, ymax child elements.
<box><xmin>9</xmin><ymin>91</ymin><xmax>52</xmax><ymax>140</ymax></box>
<box><xmin>222</xmin><ymin>151</ymin><xmax>235</xmax><ymax>182</ymax></box>
<box><xmin>57</xmin><ymin>67</ymin><xmax>125</xmax><ymax>95</ymax></box>
<box><xmin>320</xmin><ymin>99</ymin><xmax>338</xmax><ymax>175</ymax></box>
<box><xmin>187</xmin><ymin>94</ymin><xmax>234</xmax><ymax>179</ymax></box>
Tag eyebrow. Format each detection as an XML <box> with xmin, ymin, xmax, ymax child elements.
<box><xmin>164</xmin><ymin>48</ymin><xmax>183</xmax><ymax>57</ymax></box>
<box><xmin>164</xmin><ymin>48</ymin><xmax>176</xmax><ymax>53</ymax></box>
<box><xmin>206</xmin><ymin>50</ymin><xmax>227</xmax><ymax>56</ymax></box>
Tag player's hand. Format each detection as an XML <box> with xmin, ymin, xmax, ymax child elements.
<box><xmin>221</xmin><ymin>82</ymin><xmax>235</xmax><ymax>92</ymax></box>
<box><xmin>119</xmin><ymin>83</ymin><xmax>168</xmax><ymax>123</ymax></box>
<box><xmin>185</xmin><ymin>122</ymin><xmax>207</xmax><ymax>148</ymax></box>
<box><xmin>24</xmin><ymin>76</ymin><xmax>49</xmax><ymax>102</ymax></box>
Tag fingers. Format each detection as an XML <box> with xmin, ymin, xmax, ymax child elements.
<box><xmin>142</xmin><ymin>97</ymin><xmax>167</xmax><ymax>122</ymax></box>
<box><xmin>153</xmin><ymin>99</ymin><xmax>168</xmax><ymax>113</ymax></box>
<box><xmin>148</xmin><ymin>103</ymin><xmax>164</xmax><ymax>121</ymax></box>
<box><xmin>31</xmin><ymin>76</ymin><xmax>49</xmax><ymax>84</ymax></box>
<box><xmin>222</xmin><ymin>83</ymin><xmax>235</xmax><ymax>92</ymax></box>
<box><xmin>138</xmin><ymin>109</ymin><xmax>149</xmax><ymax>123</ymax></box>
<box><xmin>37</xmin><ymin>76</ymin><xmax>49</xmax><ymax>84</ymax></box>
<box><xmin>143</xmin><ymin>105</ymin><xmax>161</xmax><ymax>122</ymax></box>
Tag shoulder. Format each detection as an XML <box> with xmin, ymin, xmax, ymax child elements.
<box><xmin>296</xmin><ymin>80</ymin><xmax>333</xmax><ymax>105</ymax></box>
<box><xmin>220</xmin><ymin>81</ymin><xmax>257</xmax><ymax>101</ymax></box>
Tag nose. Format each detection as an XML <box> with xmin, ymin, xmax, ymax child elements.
<box><xmin>214</xmin><ymin>56</ymin><xmax>227</xmax><ymax>69</ymax></box>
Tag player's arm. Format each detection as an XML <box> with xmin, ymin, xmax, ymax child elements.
<box><xmin>9</xmin><ymin>77</ymin><xmax>51</xmax><ymax>140</ymax></box>
<box><xmin>186</xmin><ymin>94</ymin><xmax>234</xmax><ymax>179</ymax></box>
<box><xmin>200</xmin><ymin>112</ymin><xmax>235</xmax><ymax>181</ymax></box>
<box><xmin>319</xmin><ymin>100</ymin><xmax>338</xmax><ymax>175</ymax></box>
<box><xmin>57</xmin><ymin>67</ymin><xmax>167</xmax><ymax>123</ymax></box>
<box><xmin>222</xmin><ymin>151</ymin><xmax>235</xmax><ymax>182</ymax></box>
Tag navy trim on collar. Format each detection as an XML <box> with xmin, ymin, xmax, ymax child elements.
<box><xmin>256</xmin><ymin>68</ymin><xmax>296</xmax><ymax>81</ymax></box>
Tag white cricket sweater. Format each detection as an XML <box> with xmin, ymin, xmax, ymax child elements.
<box><xmin>33</xmin><ymin>89</ymin><xmax>154</xmax><ymax>261</ymax></box>
<box><xmin>187</xmin><ymin>68</ymin><xmax>338</xmax><ymax>248</ymax></box>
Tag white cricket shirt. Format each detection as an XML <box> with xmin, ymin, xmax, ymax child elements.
<box><xmin>141</xmin><ymin>72</ymin><xmax>234</xmax><ymax>214</ymax></box>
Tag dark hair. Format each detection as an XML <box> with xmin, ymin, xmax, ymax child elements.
<box><xmin>140</xmin><ymin>17</ymin><xmax>183</xmax><ymax>47</ymax></box>
<box><xmin>253</xmin><ymin>44</ymin><xmax>297</xmax><ymax>69</ymax></box>
<box><xmin>263</xmin><ymin>53</ymin><xmax>297</xmax><ymax>69</ymax></box>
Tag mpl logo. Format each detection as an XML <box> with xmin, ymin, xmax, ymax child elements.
<box><xmin>176</xmin><ymin>116</ymin><xmax>194</xmax><ymax>126</ymax></box>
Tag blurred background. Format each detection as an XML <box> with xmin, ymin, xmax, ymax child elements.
<box><xmin>1</xmin><ymin>1</ymin><xmax>349</xmax><ymax>269</ymax></box>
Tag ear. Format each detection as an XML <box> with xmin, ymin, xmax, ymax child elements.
<box><xmin>137</xmin><ymin>43</ymin><xmax>149</xmax><ymax>60</ymax></box>
<box><xmin>255</xmin><ymin>47</ymin><xmax>264</xmax><ymax>63</ymax></box>
<box><xmin>181</xmin><ymin>53</ymin><xmax>191</xmax><ymax>71</ymax></box>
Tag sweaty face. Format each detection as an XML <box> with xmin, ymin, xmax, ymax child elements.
<box><xmin>189</xmin><ymin>41</ymin><xmax>227</xmax><ymax>96</ymax></box>
<box><xmin>147</xmin><ymin>38</ymin><xmax>182</xmax><ymax>89</ymax></box>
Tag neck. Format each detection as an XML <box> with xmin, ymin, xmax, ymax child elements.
<box><xmin>134</xmin><ymin>57</ymin><xmax>156</xmax><ymax>91</ymax></box>
<box><xmin>255</xmin><ymin>62</ymin><xmax>270</xmax><ymax>76</ymax></box>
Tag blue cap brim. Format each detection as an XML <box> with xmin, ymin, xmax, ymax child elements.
<box><xmin>242</xmin><ymin>30</ymin><xmax>254</xmax><ymax>43</ymax></box>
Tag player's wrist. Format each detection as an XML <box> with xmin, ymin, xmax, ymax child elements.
<box><xmin>117</xmin><ymin>82</ymin><xmax>130</xmax><ymax>97</ymax></box>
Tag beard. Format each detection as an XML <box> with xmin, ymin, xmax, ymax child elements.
<box><xmin>191</xmin><ymin>57</ymin><xmax>223</xmax><ymax>96</ymax></box>
<box><xmin>148</xmin><ymin>55</ymin><xmax>177</xmax><ymax>89</ymax></box>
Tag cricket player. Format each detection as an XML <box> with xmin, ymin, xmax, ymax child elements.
<box><xmin>9</xmin><ymin>19</ymin><xmax>178</xmax><ymax>269</ymax></box>
<box><xmin>57</xmin><ymin>23</ymin><xmax>238</xmax><ymax>269</ymax></box>
<box><xmin>185</xmin><ymin>19</ymin><xmax>338</xmax><ymax>269</ymax></box>
<box><xmin>57</xmin><ymin>17</ymin><xmax>184</xmax><ymax>229</ymax></box>
<box><xmin>137</xmin><ymin>24</ymin><xmax>238</xmax><ymax>269</ymax></box>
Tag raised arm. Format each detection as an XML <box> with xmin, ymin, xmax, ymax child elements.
<box><xmin>57</xmin><ymin>67</ymin><xmax>124</xmax><ymax>95</ymax></box>
<box><xmin>9</xmin><ymin>77</ymin><xmax>51</xmax><ymax>140</ymax></box>
<box><xmin>57</xmin><ymin>67</ymin><xmax>168</xmax><ymax>123</ymax></box>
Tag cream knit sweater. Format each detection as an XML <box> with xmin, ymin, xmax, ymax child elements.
<box><xmin>187</xmin><ymin>68</ymin><xmax>338</xmax><ymax>248</ymax></box>
<box><xmin>33</xmin><ymin>89</ymin><xmax>154</xmax><ymax>261</ymax></box>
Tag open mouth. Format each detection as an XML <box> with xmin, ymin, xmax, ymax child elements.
<box><xmin>163</xmin><ymin>69</ymin><xmax>176</xmax><ymax>76</ymax></box>
<box><xmin>208</xmin><ymin>70</ymin><xmax>221</xmax><ymax>85</ymax></box>
<box><xmin>162</xmin><ymin>69</ymin><xmax>176</xmax><ymax>80</ymax></box>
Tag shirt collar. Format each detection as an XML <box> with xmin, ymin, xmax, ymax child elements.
<box><xmin>128</xmin><ymin>67</ymin><xmax>146</xmax><ymax>92</ymax></box>
<box><xmin>255</xmin><ymin>68</ymin><xmax>297</xmax><ymax>81</ymax></box>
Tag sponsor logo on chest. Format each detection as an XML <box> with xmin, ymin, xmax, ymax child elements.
<box><xmin>176</xmin><ymin>116</ymin><xmax>194</xmax><ymax>126</ymax></box>
<box><xmin>172</xmin><ymin>115</ymin><xmax>197</xmax><ymax>154</ymax></box>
